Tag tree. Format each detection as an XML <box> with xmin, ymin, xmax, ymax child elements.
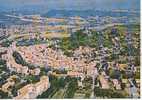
<box><xmin>0</xmin><ymin>90</ymin><xmax>10</xmax><ymax>99</ymax></box>
<box><xmin>11</xmin><ymin>86</ymin><xmax>18</xmax><ymax>97</ymax></box>
<box><xmin>0</xmin><ymin>59</ymin><xmax>6</xmax><ymax>65</ymax></box>
<box><xmin>1</xmin><ymin>39</ymin><xmax>13</xmax><ymax>47</ymax></box>
<box><xmin>12</xmin><ymin>51</ymin><xmax>35</xmax><ymax>69</ymax></box>
<box><xmin>64</xmin><ymin>78</ymin><xmax>78</xmax><ymax>98</ymax></box>
<box><xmin>111</xmin><ymin>92</ymin><xmax>125</xmax><ymax>98</ymax></box>
<box><xmin>12</xmin><ymin>51</ymin><xmax>26</xmax><ymax>65</ymax></box>
<box><xmin>58</xmin><ymin>77</ymin><xmax>66</xmax><ymax>88</ymax></box>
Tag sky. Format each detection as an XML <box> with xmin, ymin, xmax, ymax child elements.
<box><xmin>0</xmin><ymin>0</ymin><xmax>140</xmax><ymax>12</ymax></box>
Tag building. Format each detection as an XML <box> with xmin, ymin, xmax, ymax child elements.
<box><xmin>112</xmin><ymin>79</ymin><xmax>121</xmax><ymax>90</ymax></box>
<box><xmin>14</xmin><ymin>76</ymin><xmax>50</xmax><ymax>99</ymax></box>
<box><xmin>1</xmin><ymin>75</ymin><xmax>17</xmax><ymax>93</ymax></box>
<box><xmin>99</xmin><ymin>75</ymin><xmax>109</xmax><ymax>89</ymax></box>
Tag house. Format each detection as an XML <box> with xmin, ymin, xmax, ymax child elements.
<box><xmin>99</xmin><ymin>75</ymin><xmax>109</xmax><ymax>89</ymax></box>
<box><xmin>112</xmin><ymin>79</ymin><xmax>121</xmax><ymax>90</ymax></box>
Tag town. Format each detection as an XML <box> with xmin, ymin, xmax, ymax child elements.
<box><xmin>0</xmin><ymin>12</ymin><xmax>140</xmax><ymax>98</ymax></box>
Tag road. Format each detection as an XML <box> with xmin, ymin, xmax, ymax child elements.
<box><xmin>92</xmin><ymin>23</ymin><xmax>124</xmax><ymax>31</ymax></box>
